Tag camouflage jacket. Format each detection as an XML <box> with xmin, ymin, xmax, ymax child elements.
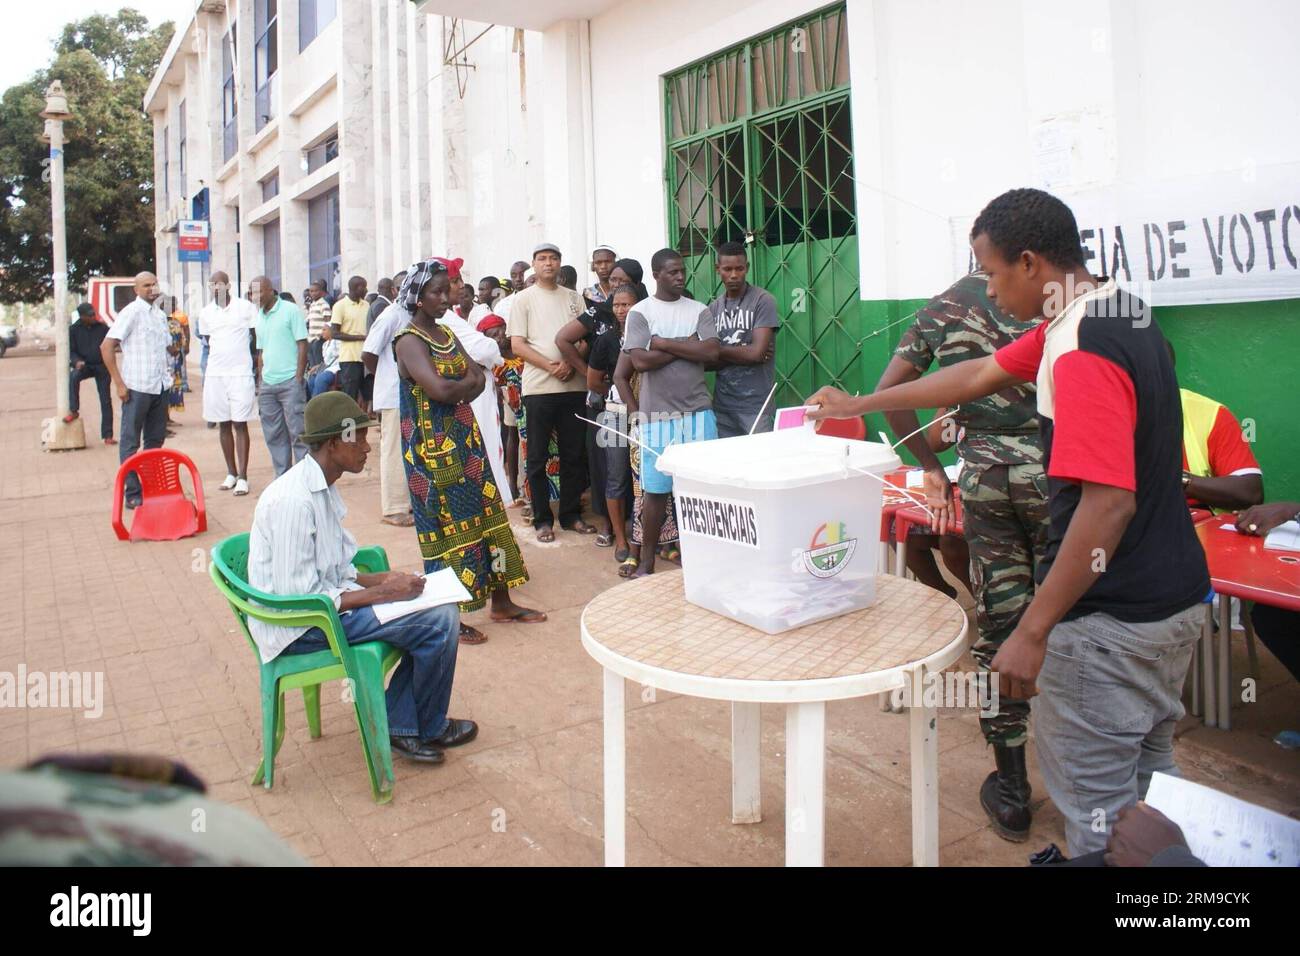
<box><xmin>0</xmin><ymin>762</ymin><xmax>307</xmax><ymax>866</ymax></box>
<box><xmin>895</xmin><ymin>273</ymin><xmax>1043</xmax><ymax>465</ymax></box>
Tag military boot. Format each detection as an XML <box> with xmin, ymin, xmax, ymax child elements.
<box><xmin>980</xmin><ymin>743</ymin><xmax>1032</xmax><ymax>841</ymax></box>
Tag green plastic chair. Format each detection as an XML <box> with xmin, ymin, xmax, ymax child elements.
<box><xmin>209</xmin><ymin>533</ymin><xmax>403</xmax><ymax>804</ymax></box>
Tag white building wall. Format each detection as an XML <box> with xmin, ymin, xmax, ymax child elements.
<box><xmin>848</xmin><ymin>0</ymin><xmax>1300</xmax><ymax>300</ymax></box>
<box><xmin>587</xmin><ymin>0</ymin><xmax>827</xmax><ymax>277</ymax></box>
<box><xmin>149</xmin><ymin>0</ymin><xmax>1300</xmax><ymax>311</ymax></box>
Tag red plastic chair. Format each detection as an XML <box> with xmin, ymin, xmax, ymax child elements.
<box><xmin>112</xmin><ymin>448</ymin><xmax>207</xmax><ymax>542</ymax></box>
<box><xmin>814</xmin><ymin>415</ymin><xmax>867</xmax><ymax>441</ymax></box>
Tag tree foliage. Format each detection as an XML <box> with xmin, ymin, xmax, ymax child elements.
<box><xmin>0</xmin><ymin>9</ymin><xmax>173</xmax><ymax>303</ymax></box>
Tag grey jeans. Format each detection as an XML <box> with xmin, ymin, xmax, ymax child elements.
<box><xmin>1032</xmin><ymin>603</ymin><xmax>1203</xmax><ymax>856</ymax></box>
<box><xmin>258</xmin><ymin>377</ymin><xmax>306</xmax><ymax>477</ymax></box>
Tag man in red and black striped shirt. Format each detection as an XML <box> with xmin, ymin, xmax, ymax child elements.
<box><xmin>808</xmin><ymin>188</ymin><xmax>1211</xmax><ymax>856</ymax></box>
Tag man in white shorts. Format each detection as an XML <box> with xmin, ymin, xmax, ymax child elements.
<box><xmin>199</xmin><ymin>270</ymin><xmax>259</xmax><ymax>495</ymax></box>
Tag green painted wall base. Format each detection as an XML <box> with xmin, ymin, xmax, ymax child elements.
<box><xmin>824</xmin><ymin>296</ymin><xmax>1299</xmax><ymax>500</ymax></box>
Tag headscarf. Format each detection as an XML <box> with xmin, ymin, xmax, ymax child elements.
<box><xmin>432</xmin><ymin>256</ymin><xmax>463</xmax><ymax>280</ymax></box>
<box><xmin>612</xmin><ymin>257</ymin><xmax>649</xmax><ymax>302</ymax></box>
<box><xmin>398</xmin><ymin>258</ymin><xmax>449</xmax><ymax>314</ymax></box>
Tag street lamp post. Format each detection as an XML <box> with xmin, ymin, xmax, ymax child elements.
<box><xmin>41</xmin><ymin>80</ymin><xmax>85</xmax><ymax>451</ymax></box>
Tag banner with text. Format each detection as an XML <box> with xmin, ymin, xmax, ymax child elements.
<box><xmin>954</xmin><ymin>163</ymin><xmax>1300</xmax><ymax>306</ymax></box>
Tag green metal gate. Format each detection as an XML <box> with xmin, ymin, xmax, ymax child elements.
<box><xmin>664</xmin><ymin>4</ymin><xmax>861</xmax><ymax>408</ymax></box>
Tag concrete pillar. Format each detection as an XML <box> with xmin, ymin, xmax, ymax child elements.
<box><xmin>540</xmin><ymin>20</ymin><xmax>591</xmax><ymax>264</ymax></box>
<box><xmin>275</xmin><ymin>0</ymin><xmax>309</xmax><ymax>298</ymax></box>
<box><xmin>235</xmin><ymin>0</ymin><xmax>264</xmax><ymax>288</ymax></box>
<box><xmin>369</xmin><ymin>0</ymin><xmax>391</xmax><ymax>275</ymax></box>
<box><xmin>407</xmin><ymin>5</ymin><xmax>431</xmax><ymax>259</ymax></box>
<box><xmin>386</xmin><ymin>0</ymin><xmax>410</xmax><ymax>269</ymax></box>
<box><xmin>339</xmin><ymin>0</ymin><xmax>377</xmax><ymax>283</ymax></box>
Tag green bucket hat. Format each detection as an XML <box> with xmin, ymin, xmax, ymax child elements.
<box><xmin>299</xmin><ymin>392</ymin><xmax>377</xmax><ymax>443</ymax></box>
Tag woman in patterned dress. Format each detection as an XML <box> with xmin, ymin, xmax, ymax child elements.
<box><xmin>393</xmin><ymin>259</ymin><xmax>546</xmax><ymax>644</ymax></box>
<box><xmin>165</xmin><ymin>298</ymin><xmax>187</xmax><ymax>420</ymax></box>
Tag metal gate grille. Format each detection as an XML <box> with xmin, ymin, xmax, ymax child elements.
<box><xmin>665</xmin><ymin>4</ymin><xmax>860</xmax><ymax>408</ymax></box>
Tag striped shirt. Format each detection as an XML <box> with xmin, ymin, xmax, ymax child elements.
<box><xmin>247</xmin><ymin>455</ymin><xmax>362</xmax><ymax>662</ymax></box>
<box><xmin>105</xmin><ymin>296</ymin><xmax>171</xmax><ymax>394</ymax></box>
<box><xmin>306</xmin><ymin>298</ymin><xmax>332</xmax><ymax>341</ymax></box>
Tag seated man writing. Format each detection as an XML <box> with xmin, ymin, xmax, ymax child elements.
<box><xmin>248</xmin><ymin>392</ymin><xmax>478</xmax><ymax>765</ymax></box>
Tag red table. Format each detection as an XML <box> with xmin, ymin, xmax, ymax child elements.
<box><xmin>892</xmin><ymin>498</ymin><xmax>964</xmax><ymax>577</ymax></box>
<box><xmin>1194</xmin><ymin>519</ymin><xmax>1300</xmax><ymax>729</ymax></box>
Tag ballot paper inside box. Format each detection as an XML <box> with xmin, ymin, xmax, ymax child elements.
<box><xmin>656</xmin><ymin>428</ymin><xmax>900</xmax><ymax>634</ymax></box>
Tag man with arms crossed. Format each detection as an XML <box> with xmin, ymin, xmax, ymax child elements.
<box><xmin>707</xmin><ymin>241</ymin><xmax>779</xmax><ymax>437</ymax></box>
<box><xmin>623</xmin><ymin>249</ymin><xmax>720</xmax><ymax>576</ymax></box>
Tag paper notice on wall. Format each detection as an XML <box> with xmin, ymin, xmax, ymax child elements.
<box><xmin>1144</xmin><ymin>772</ymin><xmax>1300</xmax><ymax>867</ymax></box>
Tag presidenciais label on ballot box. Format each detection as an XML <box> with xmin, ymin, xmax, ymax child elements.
<box><xmin>676</xmin><ymin>493</ymin><xmax>760</xmax><ymax>549</ymax></box>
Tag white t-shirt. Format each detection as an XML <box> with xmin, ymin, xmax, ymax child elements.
<box><xmin>199</xmin><ymin>297</ymin><xmax>259</xmax><ymax>378</ymax></box>
<box><xmin>361</xmin><ymin>302</ymin><xmax>409</xmax><ymax>412</ymax></box>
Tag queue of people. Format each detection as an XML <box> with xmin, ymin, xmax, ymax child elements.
<box><xmin>85</xmin><ymin>190</ymin><xmax>1292</xmax><ymax>845</ymax></box>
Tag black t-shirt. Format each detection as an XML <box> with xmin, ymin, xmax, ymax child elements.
<box><xmin>993</xmin><ymin>284</ymin><xmax>1209</xmax><ymax>623</ymax></box>
<box><xmin>589</xmin><ymin>326</ymin><xmax>622</xmax><ymax>378</ymax></box>
<box><xmin>578</xmin><ymin>302</ymin><xmax>617</xmax><ymax>354</ymax></box>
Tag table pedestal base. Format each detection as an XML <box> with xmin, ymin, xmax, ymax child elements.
<box><xmin>599</xmin><ymin>668</ymin><xmax>942</xmax><ymax>867</ymax></box>
<box><xmin>731</xmin><ymin>702</ymin><xmax>762</xmax><ymax>823</ymax></box>
<box><xmin>603</xmin><ymin>669</ymin><xmax>625</xmax><ymax>867</ymax></box>
<box><xmin>784</xmin><ymin>701</ymin><xmax>826</xmax><ymax>866</ymax></box>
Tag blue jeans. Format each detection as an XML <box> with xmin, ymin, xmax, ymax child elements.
<box><xmin>284</xmin><ymin>604</ymin><xmax>460</xmax><ymax>740</ymax></box>
<box><xmin>119</xmin><ymin>388</ymin><xmax>168</xmax><ymax>500</ymax></box>
<box><xmin>308</xmin><ymin>369</ymin><xmax>337</xmax><ymax>399</ymax></box>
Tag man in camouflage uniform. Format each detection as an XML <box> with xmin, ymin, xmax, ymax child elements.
<box><xmin>876</xmin><ymin>271</ymin><xmax>1049</xmax><ymax>841</ymax></box>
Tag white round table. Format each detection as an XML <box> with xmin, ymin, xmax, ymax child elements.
<box><xmin>580</xmin><ymin>570</ymin><xmax>970</xmax><ymax>866</ymax></box>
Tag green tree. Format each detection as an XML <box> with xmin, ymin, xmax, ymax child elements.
<box><xmin>0</xmin><ymin>8</ymin><xmax>173</xmax><ymax>303</ymax></box>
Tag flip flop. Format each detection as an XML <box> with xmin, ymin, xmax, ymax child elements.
<box><xmin>618</xmin><ymin>557</ymin><xmax>639</xmax><ymax>578</ymax></box>
<box><xmin>489</xmin><ymin>607</ymin><xmax>548</xmax><ymax>624</ymax></box>
<box><xmin>595</xmin><ymin>531</ymin><xmax>614</xmax><ymax>548</ymax></box>
<box><xmin>658</xmin><ymin>544</ymin><xmax>681</xmax><ymax>562</ymax></box>
<box><xmin>536</xmin><ymin>526</ymin><xmax>555</xmax><ymax>543</ymax></box>
<box><xmin>565</xmin><ymin>519</ymin><xmax>599</xmax><ymax>535</ymax></box>
<box><xmin>459</xmin><ymin>623</ymin><xmax>489</xmax><ymax>645</ymax></box>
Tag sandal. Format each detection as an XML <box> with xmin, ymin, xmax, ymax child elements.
<box><xmin>521</xmin><ymin>504</ymin><xmax>534</xmax><ymax>521</ymax></box>
<box><xmin>618</xmin><ymin>557</ymin><xmax>639</xmax><ymax>578</ymax></box>
<box><xmin>595</xmin><ymin>531</ymin><xmax>614</xmax><ymax>548</ymax></box>
<box><xmin>565</xmin><ymin>519</ymin><xmax>599</xmax><ymax>535</ymax></box>
<box><xmin>536</xmin><ymin>526</ymin><xmax>555</xmax><ymax>543</ymax></box>
<box><xmin>489</xmin><ymin>606</ymin><xmax>548</xmax><ymax>624</ymax></box>
<box><xmin>658</xmin><ymin>544</ymin><xmax>681</xmax><ymax>562</ymax></box>
<box><xmin>459</xmin><ymin>623</ymin><xmax>489</xmax><ymax>645</ymax></box>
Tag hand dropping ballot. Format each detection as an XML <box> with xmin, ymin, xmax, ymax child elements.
<box><xmin>371</xmin><ymin>568</ymin><xmax>472</xmax><ymax>625</ymax></box>
<box><xmin>656</xmin><ymin>424</ymin><xmax>900</xmax><ymax>633</ymax></box>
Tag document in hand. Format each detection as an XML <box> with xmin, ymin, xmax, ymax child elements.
<box><xmin>1144</xmin><ymin>771</ymin><xmax>1300</xmax><ymax>867</ymax></box>
<box><xmin>371</xmin><ymin>569</ymin><xmax>472</xmax><ymax>625</ymax></box>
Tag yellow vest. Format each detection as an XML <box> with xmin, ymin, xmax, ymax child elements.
<box><xmin>1180</xmin><ymin>388</ymin><xmax>1223</xmax><ymax>480</ymax></box>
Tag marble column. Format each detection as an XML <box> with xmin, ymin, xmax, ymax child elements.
<box><xmin>339</xmin><ymin>0</ymin><xmax>376</xmax><ymax>283</ymax></box>
<box><xmin>386</xmin><ymin>0</ymin><xmax>410</xmax><ymax>269</ymax></box>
